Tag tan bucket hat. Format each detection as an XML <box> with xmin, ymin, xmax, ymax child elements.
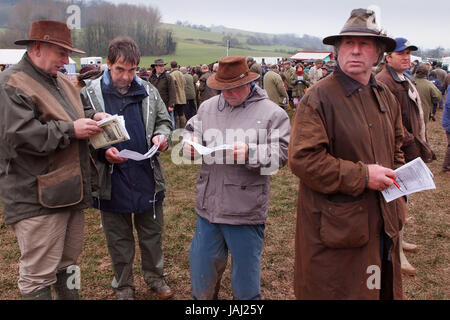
<box><xmin>15</xmin><ymin>20</ymin><xmax>85</xmax><ymax>54</ymax></box>
<box><xmin>323</xmin><ymin>8</ymin><xmax>396</xmax><ymax>52</ymax></box>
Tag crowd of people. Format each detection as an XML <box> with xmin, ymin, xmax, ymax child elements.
<box><xmin>0</xmin><ymin>8</ymin><xmax>449</xmax><ymax>301</ymax></box>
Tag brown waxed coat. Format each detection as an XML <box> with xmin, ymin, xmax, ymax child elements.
<box><xmin>289</xmin><ymin>67</ymin><xmax>406</xmax><ymax>300</ymax></box>
<box><xmin>149</xmin><ymin>70</ymin><xmax>177</xmax><ymax>109</ymax></box>
<box><xmin>376</xmin><ymin>65</ymin><xmax>435</xmax><ymax>163</ymax></box>
<box><xmin>198</xmin><ymin>71</ymin><xmax>219</xmax><ymax>105</ymax></box>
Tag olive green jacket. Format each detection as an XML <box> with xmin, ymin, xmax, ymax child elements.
<box><xmin>0</xmin><ymin>54</ymin><xmax>97</xmax><ymax>225</ymax></box>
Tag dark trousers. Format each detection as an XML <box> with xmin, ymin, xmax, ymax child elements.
<box><xmin>101</xmin><ymin>205</ymin><xmax>165</xmax><ymax>291</ymax></box>
<box><xmin>184</xmin><ymin>99</ymin><xmax>197</xmax><ymax>121</ymax></box>
<box><xmin>443</xmin><ymin>131</ymin><xmax>450</xmax><ymax>172</ymax></box>
<box><xmin>174</xmin><ymin>104</ymin><xmax>185</xmax><ymax>129</ymax></box>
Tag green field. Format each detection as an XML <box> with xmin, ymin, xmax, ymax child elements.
<box><xmin>72</xmin><ymin>23</ymin><xmax>297</xmax><ymax>69</ymax></box>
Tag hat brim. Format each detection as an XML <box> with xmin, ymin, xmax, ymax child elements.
<box><xmin>323</xmin><ymin>33</ymin><xmax>397</xmax><ymax>53</ymax></box>
<box><xmin>394</xmin><ymin>45</ymin><xmax>418</xmax><ymax>53</ymax></box>
<box><xmin>15</xmin><ymin>39</ymin><xmax>85</xmax><ymax>54</ymax></box>
<box><xmin>207</xmin><ymin>72</ymin><xmax>260</xmax><ymax>90</ymax></box>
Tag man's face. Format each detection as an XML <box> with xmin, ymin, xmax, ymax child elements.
<box><xmin>155</xmin><ymin>65</ymin><xmax>166</xmax><ymax>75</ymax></box>
<box><xmin>107</xmin><ymin>59</ymin><xmax>137</xmax><ymax>90</ymax></box>
<box><xmin>386</xmin><ymin>49</ymin><xmax>412</xmax><ymax>73</ymax></box>
<box><xmin>36</xmin><ymin>42</ymin><xmax>70</xmax><ymax>76</ymax></box>
<box><xmin>222</xmin><ymin>83</ymin><xmax>251</xmax><ymax>107</ymax></box>
<box><xmin>337</xmin><ymin>36</ymin><xmax>379</xmax><ymax>80</ymax></box>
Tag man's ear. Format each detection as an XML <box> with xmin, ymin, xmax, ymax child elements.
<box><xmin>33</xmin><ymin>41</ymin><xmax>42</xmax><ymax>57</ymax></box>
<box><xmin>106</xmin><ymin>58</ymin><xmax>111</xmax><ymax>69</ymax></box>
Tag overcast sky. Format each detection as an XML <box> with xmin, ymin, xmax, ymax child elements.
<box><xmin>116</xmin><ymin>0</ymin><xmax>449</xmax><ymax>49</ymax></box>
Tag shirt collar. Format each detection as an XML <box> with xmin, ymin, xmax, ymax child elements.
<box><xmin>334</xmin><ymin>64</ymin><xmax>379</xmax><ymax>97</ymax></box>
<box><xmin>386</xmin><ymin>64</ymin><xmax>416</xmax><ymax>84</ymax></box>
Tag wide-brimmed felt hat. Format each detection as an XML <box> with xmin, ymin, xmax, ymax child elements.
<box><xmin>207</xmin><ymin>56</ymin><xmax>260</xmax><ymax>90</ymax></box>
<box><xmin>393</xmin><ymin>37</ymin><xmax>418</xmax><ymax>53</ymax></box>
<box><xmin>151</xmin><ymin>58</ymin><xmax>167</xmax><ymax>67</ymax></box>
<box><xmin>323</xmin><ymin>8</ymin><xmax>396</xmax><ymax>52</ymax></box>
<box><xmin>15</xmin><ymin>20</ymin><xmax>84</xmax><ymax>54</ymax></box>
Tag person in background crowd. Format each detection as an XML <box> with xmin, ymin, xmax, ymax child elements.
<box><xmin>169</xmin><ymin>60</ymin><xmax>187</xmax><ymax>129</ymax></box>
<box><xmin>292</xmin><ymin>63</ymin><xmax>310</xmax><ymax>109</ymax></box>
<box><xmin>442</xmin><ymin>85</ymin><xmax>450</xmax><ymax>174</ymax></box>
<box><xmin>76</xmin><ymin>64</ymin><xmax>102</xmax><ymax>90</ymax></box>
<box><xmin>415</xmin><ymin>64</ymin><xmax>442</xmax><ymax>126</ymax></box>
<box><xmin>309</xmin><ymin>59</ymin><xmax>324</xmax><ymax>85</ymax></box>
<box><xmin>281</xmin><ymin>60</ymin><xmax>297</xmax><ymax>108</ymax></box>
<box><xmin>183</xmin><ymin>56</ymin><xmax>290</xmax><ymax>300</ymax></box>
<box><xmin>0</xmin><ymin>19</ymin><xmax>109</xmax><ymax>300</ymax></box>
<box><xmin>80</xmin><ymin>37</ymin><xmax>173</xmax><ymax>300</ymax></box>
<box><xmin>377</xmin><ymin>37</ymin><xmax>436</xmax><ymax>276</ymax></box>
<box><xmin>263</xmin><ymin>64</ymin><xmax>289</xmax><ymax>109</ymax></box>
<box><xmin>289</xmin><ymin>8</ymin><xmax>406</xmax><ymax>299</ymax></box>
<box><xmin>198</xmin><ymin>64</ymin><xmax>219</xmax><ymax>105</ymax></box>
<box><xmin>180</xmin><ymin>66</ymin><xmax>197</xmax><ymax>121</ymax></box>
<box><xmin>247</xmin><ymin>56</ymin><xmax>263</xmax><ymax>87</ymax></box>
<box><xmin>149</xmin><ymin>58</ymin><xmax>177</xmax><ymax>128</ymax></box>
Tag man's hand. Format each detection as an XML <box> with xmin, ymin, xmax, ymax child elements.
<box><xmin>74</xmin><ymin>118</ymin><xmax>102</xmax><ymax>139</ymax></box>
<box><xmin>183</xmin><ymin>136</ymin><xmax>200</xmax><ymax>160</ymax></box>
<box><xmin>367</xmin><ymin>164</ymin><xmax>396</xmax><ymax>191</ymax></box>
<box><xmin>152</xmin><ymin>135</ymin><xmax>168</xmax><ymax>152</ymax></box>
<box><xmin>232</xmin><ymin>141</ymin><xmax>249</xmax><ymax>164</ymax></box>
<box><xmin>92</xmin><ymin>112</ymin><xmax>111</xmax><ymax>122</ymax></box>
<box><xmin>168</xmin><ymin>106</ymin><xmax>174</xmax><ymax>112</ymax></box>
<box><xmin>105</xmin><ymin>147</ymin><xmax>128</xmax><ymax>164</ymax></box>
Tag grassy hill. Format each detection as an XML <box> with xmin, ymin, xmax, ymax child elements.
<box><xmin>72</xmin><ymin>23</ymin><xmax>298</xmax><ymax>68</ymax></box>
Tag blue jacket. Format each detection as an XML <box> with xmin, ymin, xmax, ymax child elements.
<box><xmin>82</xmin><ymin>69</ymin><xmax>172</xmax><ymax>214</ymax></box>
<box><xmin>442</xmin><ymin>85</ymin><xmax>450</xmax><ymax>133</ymax></box>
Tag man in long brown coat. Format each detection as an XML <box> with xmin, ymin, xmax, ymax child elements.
<box><xmin>376</xmin><ymin>38</ymin><xmax>437</xmax><ymax>276</ymax></box>
<box><xmin>289</xmin><ymin>9</ymin><xmax>406</xmax><ymax>300</ymax></box>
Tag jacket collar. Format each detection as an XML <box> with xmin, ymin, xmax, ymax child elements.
<box><xmin>386</xmin><ymin>64</ymin><xmax>416</xmax><ymax>84</ymax></box>
<box><xmin>334</xmin><ymin>64</ymin><xmax>379</xmax><ymax>97</ymax></box>
<box><xmin>102</xmin><ymin>66</ymin><xmax>147</xmax><ymax>97</ymax></box>
<box><xmin>20</xmin><ymin>53</ymin><xmax>59</xmax><ymax>85</ymax></box>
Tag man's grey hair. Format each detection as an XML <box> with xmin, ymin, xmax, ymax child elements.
<box><xmin>334</xmin><ymin>37</ymin><xmax>387</xmax><ymax>66</ymax></box>
<box><xmin>246</xmin><ymin>57</ymin><xmax>254</xmax><ymax>63</ymax></box>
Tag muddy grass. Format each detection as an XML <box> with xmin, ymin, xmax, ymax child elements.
<box><xmin>0</xmin><ymin>109</ymin><xmax>448</xmax><ymax>300</ymax></box>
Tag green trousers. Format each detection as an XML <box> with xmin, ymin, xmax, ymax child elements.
<box><xmin>101</xmin><ymin>204</ymin><xmax>165</xmax><ymax>291</ymax></box>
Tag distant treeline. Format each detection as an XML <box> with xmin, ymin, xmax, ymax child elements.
<box><xmin>0</xmin><ymin>0</ymin><xmax>176</xmax><ymax>56</ymax></box>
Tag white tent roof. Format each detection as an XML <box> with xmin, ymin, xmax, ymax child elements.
<box><xmin>0</xmin><ymin>49</ymin><xmax>75</xmax><ymax>65</ymax></box>
<box><xmin>291</xmin><ymin>51</ymin><xmax>332</xmax><ymax>61</ymax></box>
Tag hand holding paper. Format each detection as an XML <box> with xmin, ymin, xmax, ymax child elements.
<box><xmin>381</xmin><ymin>157</ymin><xmax>436</xmax><ymax>202</ymax></box>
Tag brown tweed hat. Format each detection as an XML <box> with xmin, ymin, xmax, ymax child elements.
<box><xmin>207</xmin><ymin>56</ymin><xmax>260</xmax><ymax>90</ymax></box>
<box><xmin>323</xmin><ymin>8</ymin><xmax>396</xmax><ymax>52</ymax></box>
<box><xmin>15</xmin><ymin>20</ymin><xmax>85</xmax><ymax>53</ymax></box>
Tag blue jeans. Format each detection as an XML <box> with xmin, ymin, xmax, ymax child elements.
<box><xmin>190</xmin><ymin>215</ymin><xmax>265</xmax><ymax>300</ymax></box>
<box><xmin>169</xmin><ymin>110</ymin><xmax>175</xmax><ymax>129</ymax></box>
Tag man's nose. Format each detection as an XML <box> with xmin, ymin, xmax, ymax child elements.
<box><xmin>62</xmin><ymin>55</ymin><xmax>69</xmax><ymax>65</ymax></box>
<box><xmin>351</xmin><ymin>43</ymin><xmax>361</xmax><ymax>54</ymax></box>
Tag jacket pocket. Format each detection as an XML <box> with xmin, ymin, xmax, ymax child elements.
<box><xmin>196</xmin><ymin>171</ymin><xmax>210</xmax><ymax>210</ymax></box>
<box><xmin>221</xmin><ymin>174</ymin><xmax>267</xmax><ymax>215</ymax></box>
<box><xmin>319</xmin><ymin>198</ymin><xmax>369</xmax><ymax>249</ymax></box>
<box><xmin>37</xmin><ymin>163</ymin><xmax>83</xmax><ymax>208</ymax></box>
